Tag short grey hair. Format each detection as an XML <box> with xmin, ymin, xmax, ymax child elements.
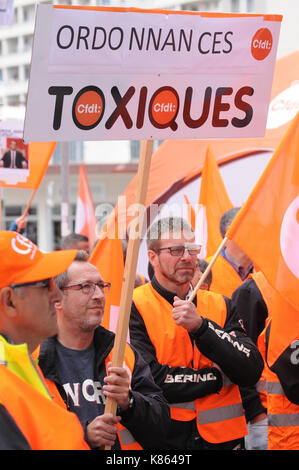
<box><xmin>219</xmin><ymin>207</ymin><xmax>240</xmax><ymax>238</ymax></box>
<box><xmin>146</xmin><ymin>216</ymin><xmax>194</xmax><ymax>251</ymax></box>
<box><xmin>55</xmin><ymin>250</ymin><xmax>89</xmax><ymax>289</ymax></box>
<box><xmin>60</xmin><ymin>233</ymin><xmax>89</xmax><ymax>250</ymax></box>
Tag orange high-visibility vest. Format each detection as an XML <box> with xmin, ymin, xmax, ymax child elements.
<box><xmin>133</xmin><ymin>282</ymin><xmax>247</xmax><ymax>444</ymax></box>
<box><xmin>262</xmin><ymin>321</ymin><xmax>299</xmax><ymax>450</ymax></box>
<box><xmin>251</xmin><ymin>271</ymin><xmax>275</xmax><ymax>312</ymax></box>
<box><xmin>251</xmin><ymin>271</ymin><xmax>275</xmax><ymax>409</ymax></box>
<box><xmin>0</xmin><ymin>365</ymin><xmax>89</xmax><ymax>450</ymax></box>
<box><xmin>256</xmin><ymin>327</ymin><xmax>268</xmax><ymax>410</ymax></box>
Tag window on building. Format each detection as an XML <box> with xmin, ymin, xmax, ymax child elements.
<box><xmin>231</xmin><ymin>0</ymin><xmax>240</xmax><ymax>12</ymax></box>
<box><xmin>52</xmin><ymin>204</ymin><xmax>76</xmax><ymax>250</ymax></box>
<box><xmin>24</xmin><ymin>65</ymin><xmax>30</xmax><ymax>80</ymax></box>
<box><xmin>6</xmin><ymin>38</ymin><xmax>18</xmax><ymax>54</ymax></box>
<box><xmin>130</xmin><ymin>140</ymin><xmax>140</xmax><ymax>161</ymax></box>
<box><xmin>247</xmin><ymin>0</ymin><xmax>254</xmax><ymax>11</ymax></box>
<box><xmin>23</xmin><ymin>5</ymin><xmax>36</xmax><ymax>22</ymax></box>
<box><xmin>7</xmin><ymin>95</ymin><xmax>20</xmax><ymax>106</ymax></box>
<box><xmin>51</xmin><ymin>141</ymin><xmax>84</xmax><ymax>165</ymax></box>
<box><xmin>23</xmin><ymin>35</ymin><xmax>33</xmax><ymax>52</ymax></box>
<box><xmin>7</xmin><ymin>66</ymin><xmax>19</xmax><ymax>81</ymax></box>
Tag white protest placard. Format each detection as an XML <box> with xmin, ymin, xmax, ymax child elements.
<box><xmin>24</xmin><ymin>5</ymin><xmax>282</xmax><ymax>142</ymax></box>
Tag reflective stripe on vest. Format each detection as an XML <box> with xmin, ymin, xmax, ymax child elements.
<box><xmin>256</xmin><ymin>379</ymin><xmax>267</xmax><ymax>394</ymax></box>
<box><xmin>133</xmin><ymin>283</ymin><xmax>247</xmax><ymax>443</ymax></box>
<box><xmin>268</xmin><ymin>414</ymin><xmax>299</xmax><ymax>427</ymax></box>
<box><xmin>264</xmin><ymin>321</ymin><xmax>299</xmax><ymax>449</ymax></box>
<box><xmin>198</xmin><ymin>403</ymin><xmax>244</xmax><ymax>425</ymax></box>
<box><xmin>267</xmin><ymin>381</ymin><xmax>284</xmax><ymax>395</ymax></box>
<box><xmin>169</xmin><ymin>401</ymin><xmax>196</xmax><ymax>411</ymax></box>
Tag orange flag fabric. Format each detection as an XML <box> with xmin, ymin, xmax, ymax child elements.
<box><xmin>89</xmin><ymin>215</ymin><xmax>125</xmax><ymax>335</ymax></box>
<box><xmin>0</xmin><ymin>141</ymin><xmax>56</xmax><ymax>189</ymax></box>
<box><xmin>75</xmin><ymin>164</ymin><xmax>97</xmax><ymax>248</ymax></box>
<box><xmin>199</xmin><ymin>147</ymin><xmax>233</xmax><ymax>257</ymax></box>
<box><xmin>184</xmin><ymin>147</ymin><xmax>232</xmax><ymax>259</ymax></box>
<box><xmin>226</xmin><ymin>112</ymin><xmax>299</xmax><ymax>365</ymax></box>
<box><xmin>183</xmin><ymin>194</ymin><xmax>196</xmax><ymax>231</ymax></box>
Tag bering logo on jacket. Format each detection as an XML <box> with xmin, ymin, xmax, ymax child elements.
<box><xmin>164</xmin><ymin>372</ymin><xmax>218</xmax><ymax>383</ymax></box>
<box><xmin>207</xmin><ymin>321</ymin><xmax>251</xmax><ymax>357</ymax></box>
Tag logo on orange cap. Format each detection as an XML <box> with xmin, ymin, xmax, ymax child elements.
<box><xmin>11</xmin><ymin>234</ymin><xmax>37</xmax><ymax>259</ymax></box>
<box><xmin>0</xmin><ymin>231</ymin><xmax>77</xmax><ymax>289</ymax></box>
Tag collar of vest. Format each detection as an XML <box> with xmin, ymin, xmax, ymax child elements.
<box><xmin>0</xmin><ymin>334</ymin><xmax>30</xmax><ymax>365</ymax></box>
<box><xmin>0</xmin><ymin>334</ymin><xmax>51</xmax><ymax>399</ymax></box>
<box><xmin>151</xmin><ymin>276</ymin><xmax>196</xmax><ymax>305</ymax></box>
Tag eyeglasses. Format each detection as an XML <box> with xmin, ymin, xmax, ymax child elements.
<box><xmin>156</xmin><ymin>244</ymin><xmax>201</xmax><ymax>257</ymax></box>
<box><xmin>11</xmin><ymin>278</ymin><xmax>55</xmax><ymax>292</ymax></box>
<box><xmin>61</xmin><ymin>281</ymin><xmax>111</xmax><ymax>295</ymax></box>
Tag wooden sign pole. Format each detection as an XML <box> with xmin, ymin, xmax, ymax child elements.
<box><xmin>103</xmin><ymin>140</ymin><xmax>153</xmax><ymax>448</ymax></box>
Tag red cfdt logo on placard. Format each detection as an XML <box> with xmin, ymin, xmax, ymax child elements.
<box><xmin>72</xmin><ymin>86</ymin><xmax>105</xmax><ymax>130</ymax></box>
<box><xmin>251</xmin><ymin>28</ymin><xmax>273</xmax><ymax>61</ymax></box>
<box><xmin>149</xmin><ymin>87</ymin><xmax>179</xmax><ymax>131</ymax></box>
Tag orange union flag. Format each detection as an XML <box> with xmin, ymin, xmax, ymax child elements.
<box><xmin>184</xmin><ymin>147</ymin><xmax>232</xmax><ymax>258</ymax></box>
<box><xmin>75</xmin><ymin>164</ymin><xmax>97</xmax><ymax>248</ymax></box>
<box><xmin>89</xmin><ymin>214</ymin><xmax>125</xmax><ymax>334</ymax></box>
<box><xmin>226</xmin><ymin>112</ymin><xmax>299</xmax><ymax>312</ymax></box>
<box><xmin>225</xmin><ymin>113</ymin><xmax>299</xmax><ymax>365</ymax></box>
<box><xmin>198</xmin><ymin>146</ymin><xmax>232</xmax><ymax>258</ymax></box>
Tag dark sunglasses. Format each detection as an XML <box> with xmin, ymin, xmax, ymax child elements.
<box><xmin>10</xmin><ymin>278</ymin><xmax>55</xmax><ymax>292</ymax></box>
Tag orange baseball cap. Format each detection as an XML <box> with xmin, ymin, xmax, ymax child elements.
<box><xmin>0</xmin><ymin>231</ymin><xmax>77</xmax><ymax>289</ymax></box>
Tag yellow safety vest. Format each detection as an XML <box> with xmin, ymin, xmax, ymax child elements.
<box><xmin>0</xmin><ymin>335</ymin><xmax>89</xmax><ymax>450</ymax></box>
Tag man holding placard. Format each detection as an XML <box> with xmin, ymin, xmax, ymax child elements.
<box><xmin>38</xmin><ymin>250</ymin><xmax>170</xmax><ymax>450</ymax></box>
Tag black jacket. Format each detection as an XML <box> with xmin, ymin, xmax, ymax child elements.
<box><xmin>38</xmin><ymin>325</ymin><xmax>170</xmax><ymax>450</ymax></box>
<box><xmin>231</xmin><ymin>278</ymin><xmax>268</xmax><ymax>421</ymax></box>
<box><xmin>0</xmin><ymin>405</ymin><xmax>31</xmax><ymax>450</ymax></box>
<box><xmin>265</xmin><ymin>322</ymin><xmax>299</xmax><ymax>406</ymax></box>
<box><xmin>129</xmin><ymin>276</ymin><xmax>264</xmax><ymax>449</ymax></box>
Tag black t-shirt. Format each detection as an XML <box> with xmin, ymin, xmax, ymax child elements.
<box><xmin>56</xmin><ymin>341</ymin><xmax>104</xmax><ymax>427</ymax></box>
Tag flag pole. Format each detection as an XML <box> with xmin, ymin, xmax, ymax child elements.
<box><xmin>103</xmin><ymin>139</ymin><xmax>153</xmax><ymax>450</ymax></box>
<box><xmin>15</xmin><ymin>188</ymin><xmax>38</xmax><ymax>233</ymax></box>
<box><xmin>22</xmin><ymin>188</ymin><xmax>37</xmax><ymax>218</ymax></box>
<box><xmin>188</xmin><ymin>236</ymin><xmax>228</xmax><ymax>303</ymax></box>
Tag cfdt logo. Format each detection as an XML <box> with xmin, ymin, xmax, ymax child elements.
<box><xmin>72</xmin><ymin>86</ymin><xmax>105</xmax><ymax>130</ymax></box>
<box><xmin>149</xmin><ymin>87</ymin><xmax>179</xmax><ymax>131</ymax></box>
<box><xmin>251</xmin><ymin>28</ymin><xmax>273</xmax><ymax>61</ymax></box>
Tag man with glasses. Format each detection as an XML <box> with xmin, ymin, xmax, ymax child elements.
<box><xmin>0</xmin><ymin>231</ymin><xmax>90</xmax><ymax>450</ymax></box>
<box><xmin>130</xmin><ymin>216</ymin><xmax>264</xmax><ymax>450</ymax></box>
<box><xmin>38</xmin><ymin>250</ymin><xmax>170</xmax><ymax>450</ymax></box>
